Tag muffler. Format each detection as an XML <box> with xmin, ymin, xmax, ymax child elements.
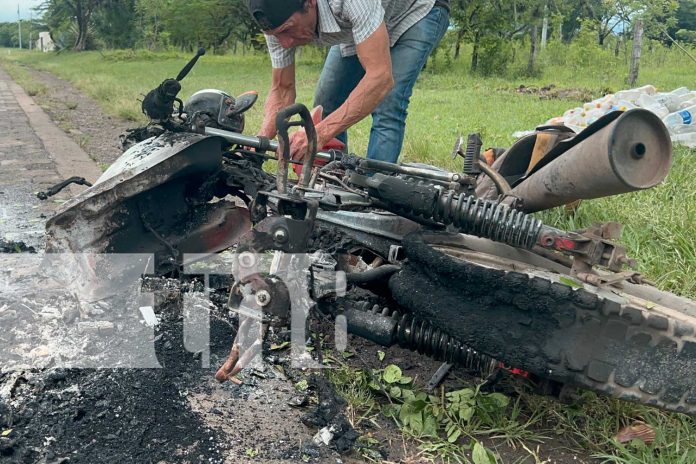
<box><xmin>510</xmin><ymin>109</ymin><xmax>672</xmax><ymax>213</ymax></box>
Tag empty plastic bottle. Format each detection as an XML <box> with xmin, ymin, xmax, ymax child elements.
<box><xmin>677</xmin><ymin>95</ymin><xmax>696</xmax><ymax>110</ymax></box>
<box><xmin>663</xmin><ymin>105</ymin><xmax>696</xmax><ymax>132</ymax></box>
<box><xmin>637</xmin><ymin>94</ymin><xmax>670</xmax><ymax>118</ymax></box>
<box><xmin>666</xmin><ymin>92</ymin><xmax>696</xmax><ymax>112</ymax></box>
<box><xmin>612</xmin><ymin>101</ymin><xmax>637</xmax><ymax>112</ymax></box>
<box><xmin>655</xmin><ymin>87</ymin><xmax>691</xmax><ymax>110</ymax></box>
<box><xmin>672</xmin><ymin>132</ymin><xmax>696</xmax><ymax>148</ymax></box>
<box><xmin>637</xmin><ymin>85</ymin><xmax>658</xmax><ymax>95</ymax></box>
<box><xmin>615</xmin><ymin>90</ymin><xmax>641</xmax><ymax>102</ymax></box>
<box><xmin>583</xmin><ymin>95</ymin><xmax>615</xmax><ymax>112</ymax></box>
<box><xmin>670</xmin><ymin>124</ymin><xmax>695</xmax><ymax>135</ymax></box>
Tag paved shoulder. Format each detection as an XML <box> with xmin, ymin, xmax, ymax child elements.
<box><xmin>0</xmin><ymin>67</ymin><xmax>100</xmax><ymax>248</ymax></box>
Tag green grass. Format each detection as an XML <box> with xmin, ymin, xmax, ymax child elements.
<box><xmin>522</xmin><ymin>391</ymin><xmax>696</xmax><ymax>464</ymax></box>
<box><xmin>1</xmin><ymin>45</ymin><xmax>695</xmax><ymax>463</ymax></box>
<box><xmin>1</xmin><ymin>58</ymin><xmax>48</xmax><ymax>96</ymax></box>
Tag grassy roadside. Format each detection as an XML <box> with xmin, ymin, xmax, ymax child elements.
<box><xmin>1</xmin><ymin>58</ymin><xmax>48</xmax><ymax>97</ymax></box>
<box><xmin>1</xmin><ymin>47</ymin><xmax>695</xmax><ymax>463</ymax></box>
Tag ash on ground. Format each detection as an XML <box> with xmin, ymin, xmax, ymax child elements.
<box><xmin>0</xmin><ymin>256</ymin><xmax>348</xmax><ymax>464</ymax></box>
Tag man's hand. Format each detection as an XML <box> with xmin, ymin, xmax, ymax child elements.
<box><xmin>289</xmin><ymin>106</ymin><xmax>326</xmax><ymax>162</ymax></box>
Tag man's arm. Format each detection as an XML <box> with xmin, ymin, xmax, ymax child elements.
<box><xmin>259</xmin><ymin>64</ymin><xmax>297</xmax><ymax>138</ymax></box>
<box><xmin>314</xmin><ymin>23</ymin><xmax>394</xmax><ymax>146</ymax></box>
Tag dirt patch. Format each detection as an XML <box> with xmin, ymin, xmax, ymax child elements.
<box><xmin>21</xmin><ymin>67</ymin><xmax>132</xmax><ymax>169</ymax></box>
<box><xmin>515</xmin><ymin>84</ymin><xmax>609</xmax><ymax>102</ymax></box>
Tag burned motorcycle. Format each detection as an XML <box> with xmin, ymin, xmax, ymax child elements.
<box><xmin>46</xmin><ymin>50</ymin><xmax>696</xmax><ymax>416</ymax></box>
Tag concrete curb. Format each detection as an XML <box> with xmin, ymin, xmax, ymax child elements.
<box><xmin>9</xmin><ymin>78</ymin><xmax>102</xmax><ymax>190</ymax></box>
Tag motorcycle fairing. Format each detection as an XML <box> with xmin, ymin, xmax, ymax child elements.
<box><xmin>46</xmin><ymin>133</ymin><xmax>251</xmax><ymax>267</ymax></box>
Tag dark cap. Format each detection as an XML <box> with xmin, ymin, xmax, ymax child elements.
<box><xmin>247</xmin><ymin>0</ymin><xmax>306</xmax><ymax>31</ymax></box>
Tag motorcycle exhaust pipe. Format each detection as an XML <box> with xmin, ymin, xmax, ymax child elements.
<box><xmin>510</xmin><ymin>109</ymin><xmax>672</xmax><ymax>213</ymax></box>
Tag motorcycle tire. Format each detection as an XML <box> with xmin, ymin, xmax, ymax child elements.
<box><xmin>389</xmin><ymin>231</ymin><xmax>696</xmax><ymax>415</ymax></box>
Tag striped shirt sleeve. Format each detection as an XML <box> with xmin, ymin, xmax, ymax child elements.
<box><xmin>342</xmin><ymin>0</ymin><xmax>385</xmax><ymax>45</ymax></box>
<box><xmin>265</xmin><ymin>34</ymin><xmax>296</xmax><ymax>69</ymax></box>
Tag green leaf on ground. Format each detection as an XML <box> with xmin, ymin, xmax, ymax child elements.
<box><xmin>472</xmin><ymin>441</ymin><xmax>495</xmax><ymax>464</ymax></box>
<box><xmin>382</xmin><ymin>364</ymin><xmax>402</xmax><ymax>383</ymax></box>
<box><xmin>270</xmin><ymin>341</ymin><xmax>290</xmax><ymax>351</ymax></box>
<box><xmin>559</xmin><ymin>276</ymin><xmax>584</xmax><ymax>289</ymax></box>
<box><xmin>294</xmin><ymin>379</ymin><xmax>308</xmax><ymax>392</ymax></box>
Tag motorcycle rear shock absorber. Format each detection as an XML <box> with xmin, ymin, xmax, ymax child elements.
<box><xmin>353</xmin><ymin>172</ymin><xmax>542</xmax><ymax>249</ymax></box>
<box><xmin>352</xmin><ymin>172</ymin><xmax>629</xmax><ymax>269</ymax></box>
<box><xmin>344</xmin><ymin>302</ymin><xmax>497</xmax><ymax>377</ymax></box>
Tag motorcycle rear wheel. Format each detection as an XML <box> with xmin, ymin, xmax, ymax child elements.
<box><xmin>389</xmin><ymin>232</ymin><xmax>696</xmax><ymax>415</ymax></box>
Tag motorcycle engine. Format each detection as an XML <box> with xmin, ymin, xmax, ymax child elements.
<box><xmin>184</xmin><ymin>89</ymin><xmax>245</xmax><ymax>133</ymax></box>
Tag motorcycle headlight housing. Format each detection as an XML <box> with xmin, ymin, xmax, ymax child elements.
<box><xmin>184</xmin><ymin>89</ymin><xmax>245</xmax><ymax>133</ymax></box>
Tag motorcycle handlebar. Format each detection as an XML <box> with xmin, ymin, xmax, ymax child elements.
<box><xmin>176</xmin><ymin>48</ymin><xmax>206</xmax><ymax>82</ymax></box>
<box><xmin>203</xmin><ymin>127</ymin><xmax>464</xmax><ymax>185</ymax></box>
<box><xmin>203</xmin><ymin>127</ymin><xmax>335</xmax><ymax>163</ymax></box>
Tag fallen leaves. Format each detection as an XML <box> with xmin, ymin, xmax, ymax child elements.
<box><xmin>615</xmin><ymin>422</ymin><xmax>656</xmax><ymax>445</ymax></box>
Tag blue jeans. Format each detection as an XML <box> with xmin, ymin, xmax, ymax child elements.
<box><xmin>313</xmin><ymin>6</ymin><xmax>450</xmax><ymax>163</ymax></box>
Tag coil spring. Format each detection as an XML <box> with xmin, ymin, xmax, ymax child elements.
<box><xmin>433</xmin><ymin>190</ymin><xmax>543</xmax><ymax>249</ymax></box>
<box><xmin>365</xmin><ymin>304</ymin><xmax>498</xmax><ymax>377</ymax></box>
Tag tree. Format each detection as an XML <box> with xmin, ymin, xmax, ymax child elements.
<box><xmin>92</xmin><ymin>0</ymin><xmax>137</xmax><ymax>49</ymax></box>
<box><xmin>131</xmin><ymin>0</ymin><xmax>259</xmax><ymax>51</ymax></box>
<box><xmin>677</xmin><ymin>0</ymin><xmax>696</xmax><ymax>29</ymax></box>
<box><xmin>449</xmin><ymin>0</ymin><xmax>527</xmax><ymax>73</ymax></box>
<box><xmin>39</xmin><ymin>0</ymin><xmax>103</xmax><ymax>50</ymax></box>
<box><xmin>674</xmin><ymin>0</ymin><xmax>696</xmax><ymax>42</ymax></box>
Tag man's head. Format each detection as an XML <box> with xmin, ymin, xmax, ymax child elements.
<box><xmin>247</xmin><ymin>0</ymin><xmax>318</xmax><ymax>49</ymax></box>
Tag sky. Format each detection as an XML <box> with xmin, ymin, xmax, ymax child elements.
<box><xmin>0</xmin><ymin>0</ymin><xmax>42</xmax><ymax>23</ymax></box>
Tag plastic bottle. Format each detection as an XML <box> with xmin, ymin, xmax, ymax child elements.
<box><xmin>679</xmin><ymin>97</ymin><xmax>696</xmax><ymax>110</ymax></box>
<box><xmin>637</xmin><ymin>94</ymin><xmax>670</xmax><ymax>119</ymax></box>
<box><xmin>587</xmin><ymin>108</ymin><xmax>610</xmax><ymax>125</ymax></box>
<box><xmin>612</xmin><ymin>101</ymin><xmax>637</xmax><ymax>112</ymax></box>
<box><xmin>669</xmin><ymin>124</ymin><xmax>695</xmax><ymax>135</ymax></box>
<box><xmin>563</xmin><ymin>107</ymin><xmax>583</xmax><ymax>118</ymax></box>
<box><xmin>564</xmin><ymin>112</ymin><xmax>585</xmax><ymax>128</ymax></box>
<box><xmin>583</xmin><ymin>95</ymin><xmax>615</xmax><ymax>112</ymax></box>
<box><xmin>669</xmin><ymin>92</ymin><xmax>696</xmax><ymax>112</ymax></box>
<box><xmin>635</xmin><ymin>85</ymin><xmax>657</xmax><ymax>95</ymax></box>
<box><xmin>672</xmin><ymin>132</ymin><xmax>696</xmax><ymax>148</ymax></box>
<box><xmin>615</xmin><ymin>89</ymin><xmax>642</xmax><ymax>102</ymax></box>
<box><xmin>663</xmin><ymin>105</ymin><xmax>696</xmax><ymax>131</ymax></box>
<box><xmin>615</xmin><ymin>85</ymin><xmax>658</xmax><ymax>102</ymax></box>
<box><xmin>655</xmin><ymin>87</ymin><xmax>691</xmax><ymax>109</ymax></box>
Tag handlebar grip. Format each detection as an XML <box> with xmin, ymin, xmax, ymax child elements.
<box><xmin>142</xmin><ymin>78</ymin><xmax>181</xmax><ymax>120</ymax></box>
<box><xmin>176</xmin><ymin>47</ymin><xmax>206</xmax><ymax>82</ymax></box>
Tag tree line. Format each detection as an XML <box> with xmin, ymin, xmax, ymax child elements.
<box><xmin>1</xmin><ymin>0</ymin><xmax>694</xmax><ymax>75</ymax></box>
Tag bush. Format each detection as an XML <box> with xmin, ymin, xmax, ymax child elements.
<box><xmin>475</xmin><ymin>36</ymin><xmax>513</xmax><ymax>77</ymax></box>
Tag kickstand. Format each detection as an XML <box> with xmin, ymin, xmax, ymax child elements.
<box><xmin>426</xmin><ymin>362</ymin><xmax>453</xmax><ymax>392</ymax></box>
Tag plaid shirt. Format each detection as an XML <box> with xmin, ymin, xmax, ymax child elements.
<box><xmin>265</xmin><ymin>0</ymin><xmax>435</xmax><ymax>68</ymax></box>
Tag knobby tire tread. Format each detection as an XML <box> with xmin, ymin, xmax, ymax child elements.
<box><xmin>389</xmin><ymin>234</ymin><xmax>696</xmax><ymax>415</ymax></box>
